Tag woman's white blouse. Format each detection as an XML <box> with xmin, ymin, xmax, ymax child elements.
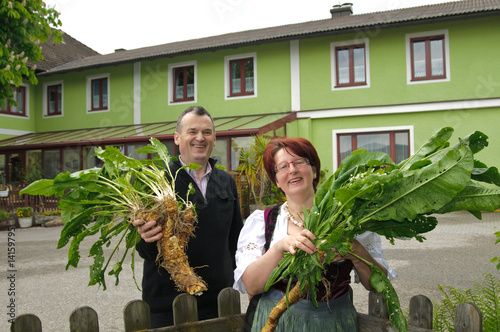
<box><xmin>233</xmin><ymin>205</ymin><xmax>397</xmax><ymax>294</ymax></box>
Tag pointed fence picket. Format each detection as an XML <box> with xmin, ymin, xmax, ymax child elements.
<box><xmin>11</xmin><ymin>288</ymin><xmax>481</xmax><ymax>332</ymax></box>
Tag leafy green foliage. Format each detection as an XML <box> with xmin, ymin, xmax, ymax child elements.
<box><xmin>235</xmin><ymin>134</ymin><xmax>272</xmax><ymax>208</ymax></box>
<box><xmin>491</xmin><ymin>231</ymin><xmax>500</xmax><ymax>271</ymax></box>
<box><xmin>433</xmin><ymin>273</ymin><xmax>500</xmax><ymax>332</ymax></box>
<box><xmin>20</xmin><ymin>138</ymin><xmax>190</xmax><ymax>290</ymax></box>
<box><xmin>0</xmin><ymin>209</ymin><xmax>10</xmax><ymax>220</ymax></box>
<box><xmin>265</xmin><ymin>127</ymin><xmax>500</xmax><ymax>332</ymax></box>
<box><xmin>0</xmin><ymin>0</ymin><xmax>62</xmax><ymax>107</ymax></box>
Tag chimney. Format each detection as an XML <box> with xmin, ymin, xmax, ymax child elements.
<box><xmin>330</xmin><ymin>3</ymin><xmax>353</xmax><ymax>18</ymax></box>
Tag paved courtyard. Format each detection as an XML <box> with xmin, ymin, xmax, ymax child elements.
<box><xmin>1</xmin><ymin>210</ymin><xmax>499</xmax><ymax>331</ymax></box>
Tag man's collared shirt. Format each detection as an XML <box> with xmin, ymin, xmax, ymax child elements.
<box><xmin>178</xmin><ymin>156</ymin><xmax>212</xmax><ymax>198</ymax></box>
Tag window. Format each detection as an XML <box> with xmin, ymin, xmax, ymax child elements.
<box><xmin>26</xmin><ymin>150</ymin><xmax>42</xmax><ymax>178</ymax></box>
<box><xmin>0</xmin><ymin>154</ymin><xmax>5</xmax><ymax>182</ymax></box>
<box><xmin>86</xmin><ymin>74</ymin><xmax>110</xmax><ymax>112</ymax></box>
<box><xmin>211</xmin><ymin>137</ymin><xmax>228</xmax><ymax>170</ymax></box>
<box><xmin>174</xmin><ymin>66</ymin><xmax>195</xmax><ymax>102</ymax></box>
<box><xmin>331</xmin><ymin>39</ymin><xmax>370</xmax><ymax>89</ymax></box>
<box><xmin>168</xmin><ymin>61</ymin><xmax>196</xmax><ymax>105</ymax></box>
<box><xmin>83</xmin><ymin>146</ymin><xmax>101</xmax><ymax>169</ymax></box>
<box><xmin>336</xmin><ymin>45</ymin><xmax>366</xmax><ymax>86</ymax></box>
<box><xmin>225</xmin><ymin>53</ymin><xmax>257</xmax><ymax>99</ymax></box>
<box><xmin>8</xmin><ymin>153</ymin><xmax>22</xmax><ymax>184</ymax></box>
<box><xmin>126</xmin><ymin>143</ymin><xmax>148</xmax><ymax>160</ymax></box>
<box><xmin>45</xmin><ymin>83</ymin><xmax>63</xmax><ymax>116</ymax></box>
<box><xmin>230</xmin><ymin>58</ymin><xmax>254</xmax><ymax>96</ymax></box>
<box><xmin>43</xmin><ymin>150</ymin><xmax>61</xmax><ymax>179</ymax></box>
<box><xmin>231</xmin><ymin>136</ymin><xmax>254</xmax><ymax>171</ymax></box>
<box><xmin>411</xmin><ymin>36</ymin><xmax>445</xmax><ymax>80</ymax></box>
<box><xmin>406</xmin><ymin>30</ymin><xmax>449</xmax><ymax>84</ymax></box>
<box><xmin>334</xmin><ymin>128</ymin><xmax>412</xmax><ymax>169</ymax></box>
<box><xmin>1</xmin><ymin>85</ymin><xmax>27</xmax><ymax>116</ymax></box>
<box><xmin>91</xmin><ymin>77</ymin><xmax>108</xmax><ymax>110</ymax></box>
<box><xmin>63</xmin><ymin>148</ymin><xmax>80</xmax><ymax>173</ymax></box>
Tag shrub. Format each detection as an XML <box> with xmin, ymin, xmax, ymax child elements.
<box><xmin>0</xmin><ymin>209</ymin><xmax>10</xmax><ymax>220</ymax></box>
<box><xmin>433</xmin><ymin>272</ymin><xmax>500</xmax><ymax>331</ymax></box>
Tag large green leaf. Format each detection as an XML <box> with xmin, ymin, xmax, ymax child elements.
<box><xmin>359</xmin><ymin>215</ymin><xmax>438</xmax><ymax>244</ymax></box>
<box><xmin>334</xmin><ymin>151</ymin><xmax>393</xmax><ymax>180</ymax></box>
<box><xmin>19</xmin><ymin>169</ymin><xmax>100</xmax><ymax>197</ymax></box>
<box><xmin>358</xmin><ymin>142</ymin><xmax>473</xmax><ymax>222</ymax></box>
<box><xmin>57</xmin><ymin>207</ymin><xmax>95</xmax><ymax>249</ymax></box>
<box><xmin>437</xmin><ymin>181</ymin><xmax>500</xmax><ymax>214</ymax></box>
<box><xmin>472</xmin><ymin>160</ymin><xmax>500</xmax><ymax>186</ymax></box>
<box><xmin>398</xmin><ymin>127</ymin><xmax>453</xmax><ymax>170</ymax></box>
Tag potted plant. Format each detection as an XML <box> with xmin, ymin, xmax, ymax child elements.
<box><xmin>0</xmin><ymin>171</ymin><xmax>8</xmax><ymax>197</ymax></box>
<box><xmin>16</xmin><ymin>207</ymin><xmax>33</xmax><ymax>228</ymax></box>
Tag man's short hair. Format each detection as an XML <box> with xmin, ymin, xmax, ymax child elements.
<box><xmin>176</xmin><ymin>106</ymin><xmax>215</xmax><ymax>133</ymax></box>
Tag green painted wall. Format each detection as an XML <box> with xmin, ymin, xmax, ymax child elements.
<box><xmin>0</xmin><ymin>80</ymin><xmax>37</xmax><ymax>137</ymax></box>
<box><xmin>36</xmin><ymin>64</ymin><xmax>135</xmax><ymax>131</ymax></box>
<box><xmin>299</xmin><ymin>16</ymin><xmax>500</xmax><ymax>110</ymax></box>
<box><xmin>2</xmin><ymin>13</ymin><xmax>499</xmax><ymax>179</ymax></box>
<box><xmin>140</xmin><ymin>42</ymin><xmax>292</xmax><ymax>123</ymax></box>
<box><xmin>292</xmin><ymin>107</ymin><xmax>500</xmax><ymax>175</ymax></box>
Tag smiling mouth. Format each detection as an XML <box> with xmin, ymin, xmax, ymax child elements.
<box><xmin>289</xmin><ymin>178</ymin><xmax>302</xmax><ymax>184</ymax></box>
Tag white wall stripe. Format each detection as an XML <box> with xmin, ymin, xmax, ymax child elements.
<box><xmin>290</xmin><ymin>40</ymin><xmax>301</xmax><ymax>112</ymax></box>
<box><xmin>296</xmin><ymin>98</ymin><xmax>500</xmax><ymax>119</ymax></box>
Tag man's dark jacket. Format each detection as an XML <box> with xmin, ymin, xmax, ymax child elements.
<box><xmin>135</xmin><ymin>158</ymin><xmax>243</xmax><ymax>320</ymax></box>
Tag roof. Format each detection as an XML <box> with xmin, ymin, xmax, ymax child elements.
<box><xmin>0</xmin><ymin>113</ymin><xmax>296</xmax><ymax>151</ymax></box>
<box><xmin>33</xmin><ymin>31</ymin><xmax>100</xmax><ymax>72</ymax></box>
<box><xmin>39</xmin><ymin>0</ymin><xmax>500</xmax><ymax>76</ymax></box>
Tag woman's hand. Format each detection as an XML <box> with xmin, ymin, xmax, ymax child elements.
<box><xmin>241</xmin><ymin>228</ymin><xmax>318</xmax><ymax>296</ymax></box>
<box><xmin>283</xmin><ymin>228</ymin><xmax>317</xmax><ymax>255</ymax></box>
<box><xmin>132</xmin><ymin>219</ymin><xmax>162</xmax><ymax>243</ymax></box>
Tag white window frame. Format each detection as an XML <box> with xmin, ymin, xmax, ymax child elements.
<box><xmin>406</xmin><ymin>29</ymin><xmax>450</xmax><ymax>85</ymax></box>
<box><xmin>224</xmin><ymin>52</ymin><xmax>257</xmax><ymax>100</ymax></box>
<box><xmin>43</xmin><ymin>80</ymin><xmax>64</xmax><ymax>118</ymax></box>
<box><xmin>168</xmin><ymin>61</ymin><xmax>197</xmax><ymax>106</ymax></box>
<box><xmin>332</xmin><ymin>125</ymin><xmax>414</xmax><ymax>172</ymax></box>
<box><xmin>86</xmin><ymin>73</ymin><xmax>110</xmax><ymax>113</ymax></box>
<box><xmin>331</xmin><ymin>38</ymin><xmax>370</xmax><ymax>90</ymax></box>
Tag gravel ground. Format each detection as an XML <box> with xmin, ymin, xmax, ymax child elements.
<box><xmin>1</xmin><ymin>210</ymin><xmax>499</xmax><ymax>331</ymax></box>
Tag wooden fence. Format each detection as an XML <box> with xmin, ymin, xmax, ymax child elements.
<box><xmin>0</xmin><ymin>185</ymin><xmax>60</xmax><ymax>214</ymax></box>
<box><xmin>10</xmin><ymin>288</ymin><xmax>482</xmax><ymax>332</ymax></box>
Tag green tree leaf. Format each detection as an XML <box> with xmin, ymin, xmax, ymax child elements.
<box><xmin>1</xmin><ymin>0</ymin><xmax>62</xmax><ymax>107</ymax></box>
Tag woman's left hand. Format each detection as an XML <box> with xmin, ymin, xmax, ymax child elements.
<box><xmin>288</xmin><ymin>228</ymin><xmax>317</xmax><ymax>255</ymax></box>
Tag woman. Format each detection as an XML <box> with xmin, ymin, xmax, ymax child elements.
<box><xmin>233</xmin><ymin>137</ymin><xmax>396</xmax><ymax>331</ymax></box>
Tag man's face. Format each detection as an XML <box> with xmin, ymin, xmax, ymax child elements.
<box><xmin>174</xmin><ymin>112</ymin><xmax>216</xmax><ymax>166</ymax></box>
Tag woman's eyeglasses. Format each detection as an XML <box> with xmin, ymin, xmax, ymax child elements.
<box><xmin>274</xmin><ymin>158</ymin><xmax>310</xmax><ymax>173</ymax></box>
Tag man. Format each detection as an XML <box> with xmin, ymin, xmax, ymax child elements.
<box><xmin>133</xmin><ymin>106</ymin><xmax>243</xmax><ymax>328</ymax></box>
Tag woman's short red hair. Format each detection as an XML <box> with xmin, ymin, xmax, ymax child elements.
<box><xmin>263</xmin><ymin>137</ymin><xmax>321</xmax><ymax>191</ymax></box>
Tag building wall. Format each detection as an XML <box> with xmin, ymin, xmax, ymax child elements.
<box><xmin>1</xmin><ymin>10</ymin><xmax>499</xmax><ymax>183</ymax></box>
<box><xmin>299</xmin><ymin>16</ymin><xmax>500</xmax><ymax>111</ymax></box>
<box><xmin>139</xmin><ymin>42</ymin><xmax>293</xmax><ymax>123</ymax></box>
<box><xmin>290</xmin><ymin>15</ymin><xmax>500</xmax><ymax>175</ymax></box>
<box><xmin>35</xmin><ymin>64</ymin><xmax>136</xmax><ymax>132</ymax></box>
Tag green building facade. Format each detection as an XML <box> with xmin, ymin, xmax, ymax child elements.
<box><xmin>1</xmin><ymin>1</ymin><xmax>499</xmax><ymax>186</ymax></box>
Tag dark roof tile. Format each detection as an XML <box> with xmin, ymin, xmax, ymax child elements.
<box><xmin>34</xmin><ymin>31</ymin><xmax>100</xmax><ymax>72</ymax></box>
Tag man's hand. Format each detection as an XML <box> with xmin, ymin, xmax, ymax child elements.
<box><xmin>132</xmin><ymin>219</ymin><xmax>163</xmax><ymax>243</ymax></box>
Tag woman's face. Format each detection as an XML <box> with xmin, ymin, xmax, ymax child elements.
<box><xmin>273</xmin><ymin>149</ymin><xmax>316</xmax><ymax>199</ymax></box>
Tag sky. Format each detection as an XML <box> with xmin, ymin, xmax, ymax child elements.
<box><xmin>43</xmin><ymin>0</ymin><xmax>459</xmax><ymax>55</ymax></box>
